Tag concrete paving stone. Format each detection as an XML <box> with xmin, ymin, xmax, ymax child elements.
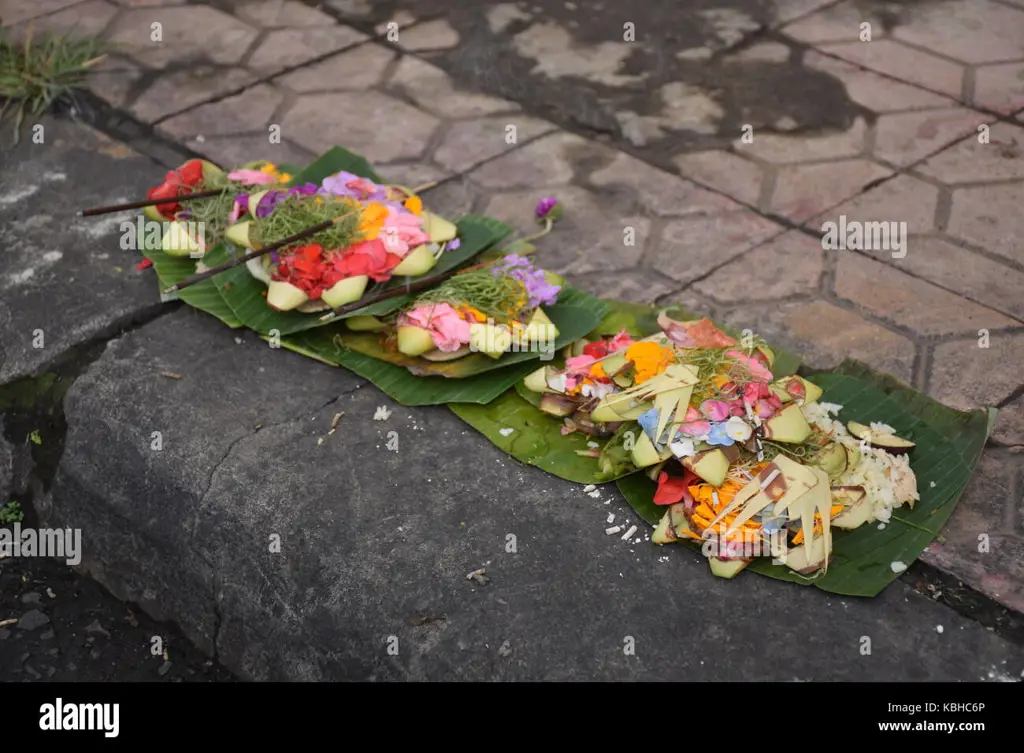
<box><xmin>769</xmin><ymin>0</ymin><xmax>838</xmax><ymax>25</ymax></box>
<box><xmin>1</xmin><ymin>0</ymin><xmax>83</xmax><ymax>26</ymax></box>
<box><xmin>916</xmin><ymin>121</ymin><xmax>1024</xmax><ymax>183</ymax></box>
<box><xmin>108</xmin><ymin>0</ymin><xmax>187</xmax><ymax>5</ymax></box>
<box><xmin>230</xmin><ymin>0</ymin><xmax>335</xmax><ymax>28</ymax></box>
<box><xmin>48</xmin><ymin>309</ymin><xmax>1024</xmax><ymax>680</ymax></box>
<box><xmin>589</xmin><ymin>151</ymin><xmax>743</xmax><ymax>218</ymax></box>
<box><xmin>373</xmin><ymin>163</ymin><xmax>451</xmax><ymax>193</ymax></box>
<box><xmin>802</xmin><ymin>51</ymin><xmax>956</xmax><ymax>112</ymax></box>
<box><xmin>387</xmin><ymin>56</ymin><xmax>522</xmax><ymax>120</ymax></box>
<box><xmin>373</xmin><ymin>10</ymin><xmax>416</xmax><ymax>36</ymax></box>
<box><xmin>650</xmin><ymin>211</ymin><xmax>785</xmax><ymax>285</ymax></box>
<box><xmin>817</xmin><ymin>40</ymin><xmax>965</xmax><ymax>100</ymax></box>
<box><xmin>990</xmin><ymin>395</ymin><xmax>1024</xmax><ymax>447</ymax></box>
<box><xmin>391</xmin><ymin>173</ymin><xmax>480</xmax><ymax>222</ymax></box>
<box><xmin>832</xmin><ymin>251</ymin><xmax>1018</xmax><ymax>337</ymax></box>
<box><xmin>3</xmin><ymin>0</ymin><xmax>118</xmax><ymax>41</ymax></box>
<box><xmin>128</xmin><ymin>66</ymin><xmax>257</xmax><ymax>123</ymax></box>
<box><xmin>734</xmin><ymin>116</ymin><xmax>868</xmax><ymax>164</ymax></box>
<box><xmin>323</xmin><ymin>0</ymin><xmax>375</xmax><ymax>18</ymax></box>
<box><xmin>246</xmin><ymin>25</ymin><xmax>368</xmax><ymax>76</ymax></box>
<box><xmin>808</xmin><ymin>174</ymin><xmax>939</xmax><ymax>235</ymax></box>
<box><xmin>929</xmin><ymin>331</ymin><xmax>1024</xmax><ymax>412</ymax></box>
<box><xmin>721</xmin><ymin>299</ymin><xmax>916</xmax><ymax>383</ymax></box>
<box><xmin>479</xmin><ymin>185</ymin><xmax>653</xmax><ymax>276</ymax></box>
<box><xmin>781</xmin><ymin>0</ymin><xmax>890</xmax><ymax>43</ymax></box>
<box><xmin>565</xmin><ymin>270</ymin><xmax>678</xmax><ymax>305</ymax></box>
<box><xmin>729</xmin><ymin>42</ymin><xmax>792</xmax><ymax>64</ymax></box>
<box><xmin>396</xmin><ymin>19</ymin><xmax>461</xmax><ymax>51</ymax></box>
<box><xmin>872</xmin><ymin>108</ymin><xmax>991</xmax><ymax>168</ymax></box>
<box><xmin>468</xmin><ymin>131</ymin><xmax>583</xmax><ymax>189</ymax></box>
<box><xmin>0</xmin><ymin>118</ymin><xmax>162</xmax><ymax>384</ymax></box>
<box><xmin>919</xmin><ymin>450</ymin><xmax>1024</xmax><ymax>614</ymax></box>
<box><xmin>891</xmin><ymin>0</ymin><xmax>1024</xmax><ymax>66</ymax></box>
<box><xmin>869</xmin><ymin>237</ymin><xmax>1024</xmax><ymax>322</ymax></box>
<box><xmin>769</xmin><ymin>159</ymin><xmax>893</xmax><ymax>223</ymax></box>
<box><xmin>663</xmin><ymin>287</ymin><xmax>721</xmax><ymax>319</ymax></box>
<box><xmin>692</xmin><ymin>230</ymin><xmax>824</xmax><ymax>303</ymax></box>
<box><xmin>105</xmin><ymin>6</ymin><xmax>259</xmax><ymax>70</ymax></box>
<box><xmin>431</xmin><ymin>116</ymin><xmax>556</xmax><ymax>174</ymax></box>
<box><xmin>972</xmin><ymin>62</ymin><xmax>1024</xmax><ymax>115</ymax></box>
<box><xmin>280</xmin><ymin>90</ymin><xmax>439</xmax><ymax>164</ymax></box>
<box><xmin>86</xmin><ymin>55</ymin><xmax>146</xmax><ymax>110</ymax></box>
<box><xmin>157</xmin><ymin>84</ymin><xmax>286</xmax><ymax>141</ymax></box>
<box><xmin>947</xmin><ymin>183</ymin><xmax>1024</xmax><ymax>266</ymax></box>
<box><xmin>274</xmin><ymin>44</ymin><xmax>396</xmax><ymax>93</ymax></box>
<box><xmin>188</xmin><ymin>137</ymin><xmax>314</xmax><ymax>173</ymax></box>
<box><xmin>671</xmin><ymin>150</ymin><xmax>765</xmax><ymax>207</ymax></box>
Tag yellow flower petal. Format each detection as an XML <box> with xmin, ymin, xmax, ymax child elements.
<box><xmin>404</xmin><ymin>196</ymin><xmax>423</xmax><ymax>216</ymax></box>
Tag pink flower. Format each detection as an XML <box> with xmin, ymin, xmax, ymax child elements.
<box><xmin>684</xmin><ymin>407</ymin><xmax>702</xmax><ymax>422</ymax></box>
<box><xmin>678</xmin><ymin>421</ymin><xmax>711</xmax><ymax>437</ymax></box>
<box><xmin>608</xmin><ymin>329</ymin><xmax>633</xmax><ymax>352</ymax></box>
<box><xmin>565</xmin><ymin>355</ymin><xmax>597</xmax><ymax>373</ymax></box>
<box><xmin>380</xmin><ymin>206</ymin><xmax>429</xmax><ymax>257</ymax></box>
<box><xmin>755</xmin><ymin>399</ymin><xmax>778</xmax><ymax>419</ymax></box>
<box><xmin>399</xmin><ymin>303</ymin><xmax>471</xmax><ymax>352</ymax></box>
<box><xmin>727</xmin><ymin>350</ymin><xmax>773</xmax><ymax>382</ymax></box>
<box><xmin>701</xmin><ymin>399</ymin><xmax>731</xmax><ymax>422</ymax></box>
<box><xmin>227</xmin><ymin>169</ymin><xmax>278</xmax><ymax>186</ymax></box>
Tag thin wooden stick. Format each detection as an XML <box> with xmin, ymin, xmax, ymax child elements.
<box><xmin>163</xmin><ymin>211</ymin><xmax>358</xmax><ymax>294</ymax></box>
<box><xmin>77</xmin><ymin>188</ymin><xmax>225</xmax><ymax>217</ymax></box>
<box><xmin>317</xmin><ymin>264</ymin><xmax>467</xmax><ymax>322</ymax></box>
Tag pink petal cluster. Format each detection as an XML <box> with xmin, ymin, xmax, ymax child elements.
<box><xmin>226</xmin><ymin>169</ymin><xmax>278</xmax><ymax>186</ymax></box>
<box><xmin>399</xmin><ymin>303</ymin><xmax>471</xmax><ymax>352</ymax></box>
<box><xmin>380</xmin><ymin>206</ymin><xmax>429</xmax><ymax>257</ymax></box>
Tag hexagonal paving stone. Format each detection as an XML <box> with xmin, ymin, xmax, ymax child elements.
<box><xmin>129</xmin><ymin>67</ymin><xmax>257</xmax><ymax>123</ymax></box>
<box><xmin>396</xmin><ymin>19</ymin><xmax>461</xmax><ymax>51</ymax></box>
<box><xmin>275</xmin><ymin>44</ymin><xmax>395</xmax><ymax>93</ymax></box>
<box><xmin>387</xmin><ymin>57</ymin><xmax>521</xmax><ymax>120</ymax></box>
<box><xmin>972</xmin><ymin>62</ymin><xmax>1024</xmax><ymax>115</ymax></box>
<box><xmin>802</xmin><ymin>51</ymin><xmax>955</xmax><ymax>112</ymax></box>
<box><xmin>832</xmin><ymin>252</ymin><xmax>1017</xmax><ymax>337</ymax></box>
<box><xmin>105</xmin><ymin>7</ymin><xmax>259</xmax><ymax>69</ymax></box>
<box><xmin>191</xmin><ymin>137</ymin><xmax>314</xmax><ymax>172</ymax></box>
<box><xmin>672</xmin><ymin>150</ymin><xmax>764</xmax><ymax>207</ymax></box>
<box><xmin>807</xmin><ymin>174</ymin><xmax>939</xmax><ymax>235</ymax></box>
<box><xmin>468</xmin><ymin>132</ymin><xmax>583</xmax><ymax>189</ymax></box>
<box><xmin>733</xmin><ymin>117</ymin><xmax>868</xmax><ymax>164</ymax></box>
<box><xmin>891</xmin><ymin>0</ymin><xmax>1024</xmax><ymax>66</ymax></box>
<box><xmin>693</xmin><ymin>230</ymin><xmax>824</xmax><ymax>303</ymax></box>
<box><xmin>157</xmin><ymin>84</ymin><xmax>286</xmax><ymax>141</ymax></box>
<box><xmin>948</xmin><ymin>184</ymin><xmax>1024</xmax><ymax>266</ymax></box>
<box><xmin>432</xmin><ymin>116</ymin><xmax>555</xmax><ymax>173</ymax></box>
<box><xmin>929</xmin><ymin>330</ymin><xmax>1024</xmax><ymax>411</ymax></box>
<box><xmin>570</xmin><ymin>270</ymin><xmax>680</xmax><ymax>304</ymax></box>
<box><xmin>878</xmin><ymin>237</ymin><xmax>1024</xmax><ymax>321</ymax></box>
<box><xmin>87</xmin><ymin>55</ymin><xmax>146</xmax><ymax>110</ymax></box>
<box><xmin>232</xmin><ymin>0</ymin><xmax>334</xmax><ymax>27</ymax></box>
<box><xmin>816</xmin><ymin>40</ymin><xmax>964</xmax><ymax>100</ymax></box>
<box><xmin>478</xmin><ymin>185</ymin><xmax>654</xmax><ymax>276</ymax></box>
<box><xmin>3</xmin><ymin>0</ymin><xmax>83</xmax><ymax>26</ymax></box>
<box><xmin>650</xmin><ymin>211</ymin><xmax>785</xmax><ymax>285</ymax></box>
<box><xmin>917</xmin><ymin>122</ymin><xmax>1024</xmax><ymax>183</ymax></box>
<box><xmin>246</xmin><ymin>25</ymin><xmax>368</xmax><ymax>75</ymax></box>
<box><xmin>4</xmin><ymin>0</ymin><xmax>118</xmax><ymax>40</ymax></box>
<box><xmin>769</xmin><ymin>159</ymin><xmax>892</xmax><ymax>223</ymax></box>
<box><xmin>589</xmin><ymin>152</ymin><xmax>742</xmax><ymax>218</ymax></box>
<box><xmin>281</xmin><ymin>91</ymin><xmax>439</xmax><ymax>163</ymax></box>
<box><xmin>720</xmin><ymin>299</ymin><xmax>916</xmax><ymax>382</ymax></box>
<box><xmin>872</xmin><ymin>108</ymin><xmax>990</xmax><ymax>168</ymax></box>
<box><xmin>781</xmin><ymin>0</ymin><xmax>890</xmax><ymax>43</ymax></box>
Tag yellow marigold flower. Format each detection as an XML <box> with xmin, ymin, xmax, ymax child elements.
<box><xmin>359</xmin><ymin>201</ymin><xmax>388</xmax><ymax>239</ymax></box>
<box><xmin>404</xmin><ymin>195</ymin><xmax>423</xmax><ymax>216</ymax></box>
<box><xmin>278</xmin><ymin>172</ymin><xmax>292</xmax><ymax>183</ymax></box>
<box><xmin>625</xmin><ymin>341</ymin><xmax>675</xmax><ymax>384</ymax></box>
<box><xmin>259</xmin><ymin>163</ymin><xmax>277</xmax><ymax>175</ymax></box>
<box><xmin>589</xmin><ymin>362</ymin><xmax>606</xmax><ymax>379</ymax></box>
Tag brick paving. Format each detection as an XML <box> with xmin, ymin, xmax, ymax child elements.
<box><xmin>4</xmin><ymin>0</ymin><xmax>1024</xmax><ymax>613</ymax></box>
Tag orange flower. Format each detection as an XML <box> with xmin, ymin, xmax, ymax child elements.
<box><xmin>359</xmin><ymin>202</ymin><xmax>388</xmax><ymax>240</ymax></box>
<box><xmin>625</xmin><ymin>341</ymin><xmax>675</xmax><ymax>383</ymax></box>
<box><xmin>460</xmin><ymin>306</ymin><xmax>488</xmax><ymax>323</ymax></box>
<box><xmin>589</xmin><ymin>362</ymin><xmax>607</xmax><ymax>379</ymax></box>
<box><xmin>404</xmin><ymin>195</ymin><xmax>423</xmax><ymax>216</ymax></box>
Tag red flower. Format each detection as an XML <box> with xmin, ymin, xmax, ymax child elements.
<box><xmin>582</xmin><ymin>340</ymin><xmax>611</xmax><ymax>359</ymax></box>
<box><xmin>331</xmin><ymin>239</ymin><xmax>402</xmax><ymax>283</ymax></box>
<box><xmin>274</xmin><ymin>244</ymin><xmax>329</xmax><ymax>297</ymax></box>
<box><xmin>653</xmin><ymin>470</ymin><xmax>699</xmax><ymax>506</ymax></box>
<box><xmin>145</xmin><ymin>159</ymin><xmax>206</xmax><ymax>219</ymax></box>
<box><xmin>135</xmin><ymin>258</ymin><xmax>153</xmax><ymax>270</ymax></box>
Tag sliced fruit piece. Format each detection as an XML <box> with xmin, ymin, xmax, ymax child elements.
<box><xmin>247</xmin><ymin>190</ymin><xmax>269</xmax><ymax>217</ymax></box>
<box><xmin>543</xmin><ymin>270</ymin><xmax>565</xmax><ymax>287</ymax></box>
<box><xmin>390</xmin><ymin>244</ymin><xmax>438</xmax><ymax>276</ymax></box>
<box><xmin>523</xmin><ymin>366</ymin><xmax>552</xmax><ymax>394</ymax></box>
<box><xmin>709</xmin><ymin>557</ymin><xmax>750</xmax><ymax>579</ymax></box>
<box><xmin>844</xmin><ymin>443</ymin><xmax>861</xmax><ymax>471</ymax></box>
<box><xmin>160</xmin><ymin>221</ymin><xmax>205</xmax><ymax>257</ymax></box>
<box><xmin>630</xmin><ymin>432</ymin><xmax>672</xmax><ymax>469</ymax></box>
<box><xmin>645</xmin><ymin>460</ymin><xmax>667</xmax><ymax>482</ymax></box>
<box><xmin>266</xmin><ymin>280</ymin><xmax>309</xmax><ymax>311</ymax></box>
<box><xmin>421</xmin><ymin>211</ymin><xmax>458</xmax><ymax>243</ymax></box>
<box><xmin>669</xmin><ymin>503</ymin><xmax>692</xmax><ymax>538</ymax></box>
<box><xmin>846</xmin><ymin>422</ymin><xmax>915</xmax><ymax>454</ymax></box>
<box><xmin>682</xmin><ymin>448</ymin><xmax>730</xmax><ymax>487</ymax></box>
<box><xmin>143</xmin><ymin>205</ymin><xmax>164</xmax><ymax>222</ymax></box>
<box><xmin>421</xmin><ymin>346</ymin><xmax>471</xmax><ymax>362</ymax></box>
<box><xmin>321</xmin><ymin>275</ymin><xmax>369</xmax><ymax>308</ymax></box>
<box><xmin>199</xmin><ymin>160</ymin><xmax>222</xmax><ymax>181</ymax></box>
<box><xmin>225</xmin><ymin>221</ymin><xmax>256</xmax><ymax>249</ymax></box>
<box><xmin>345</xmin><ymin>315</ymin><xmax>388</xmax><ymax>332</ymax></box>
<box><xmin>769</xmin><ymin>384</ymin><xmax>794</xmax><ymax>404</ymax></box>
<box><xmin>590</xmin><ymin>398</ymin><xmax>652</xmax><ymax>423</ymax></box>
<box><xmin>539</xmin><ymin>393</ymin><xmax>576</xmax><ymax>417</ymax></box>
<box><xmin>778</xmin><ymin>534</ymin><xmax>831</xmax><ymax>575</ymax></box>
<box><xmin>602</xmin><ymin>353</ymin><xmax>627</xmax><ymax>374</ymax></box>
<box><xmin>468</xmin><ymin>322</ymin><xmax>513</xmax><ymax>359</ymax></box>
<box><xmin>652</xmin><ymin>512</ymin><xmax>677</xmax><ymax>545</ymax></box>
<box><xmin>762</xmin><ymin>403</ymin><xmax>812</xmax><ymax>444</ymax></box>
<box><xmin>812</xmin><ymin>442</ymin><xmax>848</xmax><ymax>479</ymax></box>
<box><xmin>756</xmin><ymin>345</ymin><xmax>775</xmax><ymax>369</ymax></box>
<box><xmin>396</xmin><ymin>326</ymin><xmax>435</xmax><ymax>356</ymax></box>
<box><xmin>830</xmin><ymin>486</ymin><xmax>872</xmax><ymax>530</ymax></box>
<box><xmin>523</xmin><ymin>308</ymin><xmax>559</xmax><ymax>343</ymax></box>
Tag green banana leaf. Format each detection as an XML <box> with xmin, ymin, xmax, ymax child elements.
<box><xmin>281</xmin><ymin>327</ymin><xmax>543</xmax><ymax>405</ymax></box>
<box><xmin>202</xmin><ymin>214</ymin><xmax>510</xmax><ymax>336</ymax></box>
<box><xmin>140</xmin><ymin>243</ymin><xmax>242</xmax><ymax>328</ymax></box>
<box><xmin>287</xmin><ymin>146</ymin><xmax>384</xmax><ymax>186</ymax></box>
<box><xmin>615</xmin><ymin>359</ymin><xmax>996</xmax><ymax>597</ymax></box>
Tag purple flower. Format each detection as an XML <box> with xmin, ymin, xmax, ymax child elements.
<box><xmin>447</xmin><ymin>238</ymin><xmax>461</xmax><ymax>251</ymax></box>
<box><xmin>255</xmin><ymin>190</ymin><xmax>285</xmax><ymax>218</ymax></box>
<box><xmin>287</xmin><ymin>182</ymin><xmax>319</xmax><ymax>196</ymax></box>
<box><xmin>492</xmin><ymin>254</ymin><xmax>561</xmax><ymax>308</ymax></box>
<box><xmin>535</xmin><ymin>196</ymin><xmax>562</xmax><ymax>223</ymax></box>
<box><xmin>320</xmin><ymin>171</ymin><xmax>388</xmax><ymax>202</ymax></box>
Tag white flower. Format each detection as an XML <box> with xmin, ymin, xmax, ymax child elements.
<box><xmin>724</xmin><ymin>416</ymin><xmax>752</xmax><ymax>442</ymax></box>
<box><xmin>581</xmin><ymin>381</ymin><xmax>615</xmax><ymax>399</ymax></box>
<box><xmin>670</xmin><ymin>439</ymin><xmax>696</xmax><ymax>458</ymax></box>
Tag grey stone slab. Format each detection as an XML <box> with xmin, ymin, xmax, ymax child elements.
<box><xmin>0</xmin><ymin>118</ymin><xmax>165</xmax><ymax>385</ymax></box>
<box><xmin>48</xmin><ymin>308</ymin><xmax>1024</xmax><ymax>681</ymax></box>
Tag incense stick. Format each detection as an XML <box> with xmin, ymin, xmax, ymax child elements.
<box><xmin>78</xmin><ymin>188</ymin><xmax>225</xmax><ymax>217</ymax></box>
